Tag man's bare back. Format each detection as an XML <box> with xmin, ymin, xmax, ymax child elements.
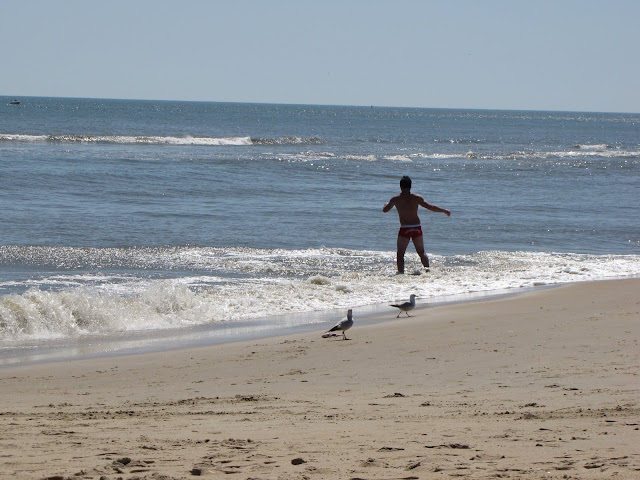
<box><xmin>383</xmin><ymin>176</ymin><xmax>450</xmax><ymax>274</ymax></box>
<box><xmin>383</xmin><ymin>191</ymin><xmax>442</xmax><ymax>225</ymax></box>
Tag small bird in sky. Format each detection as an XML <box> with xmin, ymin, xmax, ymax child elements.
<box><xmin>390</xmin><ymin>294</ymin><xmax>416</xmax><ymax>317</ymax></box>
<box><xmin>322</xmin><ymin>309</ymin><xmax>353</xmax><ymax>340</ymax></box>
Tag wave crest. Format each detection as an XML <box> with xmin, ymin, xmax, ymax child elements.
<box><xmin>0</xmin><ymin>282</ymin><xmax>209</xmax><ymax>340</ymax></box>
<box><xmin>251</xmin><ymin>136</ymin><xmax>323</xmax><ymax>145</ymax></box>
<box><xmin>0</xmin><ymin>133</ymin><xmax>324</xmax><ymax>147</ymax></box>
<box><xmin>2</xmin><ymin>247</ymin><xmax>640</xmax><ymax>344</ymax></box>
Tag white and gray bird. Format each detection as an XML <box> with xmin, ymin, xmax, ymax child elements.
<box><xmin>390</xmin><ymin>294</ymin><xmax>416</xmax><ymax>317</ymax></box>
<box><xmin>322</xmin><ymin>309</ymin><xmax>353</xmax><ymax>340</ymax></box>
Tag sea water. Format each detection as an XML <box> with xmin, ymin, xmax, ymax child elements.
<box><xmin>1</xmin><ymin>97</ymin><xmax>639</xmax><ymax>364</ymax></box>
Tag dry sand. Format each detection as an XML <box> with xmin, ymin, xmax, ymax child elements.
<box><xmin>1</xmin><ymin>279</ymin><xmax>638</xmax><ymax>479</ymax></box>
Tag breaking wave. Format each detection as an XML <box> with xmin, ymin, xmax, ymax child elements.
<box><xmin>0</xmin><ymin>133</ymin><xmax>323</xmax><ymax>147</ymax></box>
<box><xmin>2</xmin><ymin>246</ymin><xmax>640</xmax><ymax>343</ymax></box>
<box><xmin>251</xmin><ymin>136</ymin><xmax>323</xmax><ymax>145</ymax></box>
<box><xmin>0</xmin><ymin>133</ymin><xmax>636</xmax><ymax>161</ymax></box>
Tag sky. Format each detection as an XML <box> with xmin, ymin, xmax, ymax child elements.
<box><xmin>1</xmin><ymin>0</ymin><xmax>639</xmax><ymax>113</ymax></box>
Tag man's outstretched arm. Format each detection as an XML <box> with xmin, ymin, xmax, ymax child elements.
<box><xmin>419</xmin><ymin>198</ymin><xmax>451</xmax><ymax>216</ymax></box>
<box><xmin>383</xmin><ymin>198</ymin><xmax>396</xmax><ymax>213</ymax></box>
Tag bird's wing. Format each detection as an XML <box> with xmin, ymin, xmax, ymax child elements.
<box><xmin>327</xmin><ymin>320</ymin><xmax>345</xmax><ymax>332</ymax></box>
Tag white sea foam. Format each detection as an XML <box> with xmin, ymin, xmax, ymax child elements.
<box><xmin>344</xmin><ymin>154</ymin><xmax>377</xmax><ymax>162</ymax></box>
<box><xmin>2</xmin><ymin>248</ymin><xmax>639</xmax><ymax>344</ymax></box>
<box><xmin>2</xmin><ymin>133</ymin><xmax>638</xmax><ymax>162</ymax></box>
<box><xmin>573</xmin><ymin>144</ymin><xmax>614</xmax><ymax>150</ymax></box>
<box><xmin>0</xmin><ymin>133</ymin><xmax>254</xmax><ymax>145</ymax></box>
<box><xmin>0</xmin><ymin>133</ymin><xmax>323</xmax><ymax>147</ymax></box>
<box><xmin>384</xmin><ymin>155</ymin><xmax>413</xmax><ymax>162</ymax></box>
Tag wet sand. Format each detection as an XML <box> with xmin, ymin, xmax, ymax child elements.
<box><xmin>1</xmin><ymin>278</ymin><xmax>639</xmax><ymax>479</ymax></box>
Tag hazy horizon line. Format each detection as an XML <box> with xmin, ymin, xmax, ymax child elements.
<box><xmin>3</xmin><ymin>94</ymin><xmax>638</xmax><ymax>116</ymax></box>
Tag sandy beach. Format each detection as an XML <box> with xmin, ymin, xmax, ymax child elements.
<box><xmin>1</xmin><ymin>278</ymin><xmax>638</xmax><ymax>480</ymax></box>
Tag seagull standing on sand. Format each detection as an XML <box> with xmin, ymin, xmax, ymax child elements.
<box><xmin>322</xmin><ymin>309</ymin><xmax>353</xmax><ymax>340</ymax></box>
<box><xmin>391</xmin><ymin>294</ymin><xmax>416</xmax><ymax>317</ymax></box>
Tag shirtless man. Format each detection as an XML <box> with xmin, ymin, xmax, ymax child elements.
<box><xmin>383</xmin><ymin>176</ymin><xmax>451</xmax><ymax>274</ymax></box>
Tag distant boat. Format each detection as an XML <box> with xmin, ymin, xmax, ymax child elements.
<box><xmin>9</xmin><ymin>99</ymin><xmax>20</xmax><ymax>105</ymax></box>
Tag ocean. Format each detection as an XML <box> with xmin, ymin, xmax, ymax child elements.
<box><xmin>1</xmin><ymin>96</ymin><xmax>639</xmax><ymax>365</ymax></box>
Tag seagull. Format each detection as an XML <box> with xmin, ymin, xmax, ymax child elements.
<box><xmin>390</xmin><ymin>294</ymin><xmax>416</xmax><ymax>317</ymax></box>
<box><xmin>322</xmin><ymin>309</ymin><xmax>353</xmax><ymax>340</ymax></box>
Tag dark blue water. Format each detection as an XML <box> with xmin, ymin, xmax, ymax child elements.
<box><xmin>2</xmin><ymin>97</ymin><xmax>639</xmax><ymax>254</ymax></box>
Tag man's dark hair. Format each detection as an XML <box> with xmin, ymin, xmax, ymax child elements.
<box><xmin>400</xmin><ymin>176</ymin><xmax>412</xmax><ymax>189</ymax></box>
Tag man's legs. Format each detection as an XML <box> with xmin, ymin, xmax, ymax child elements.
<box><xmin>396</xmin><ymin>235</ymin><xmax>411</xmax><ymax>274</ymax></box>
<box><xmin>412</xmin><ymin>235</ymin><xmax>430</xmax><ymax>271</ymax></box>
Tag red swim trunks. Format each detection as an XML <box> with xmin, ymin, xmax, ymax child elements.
<box><xmin>398</xmin><ymin>225</ymin><xmax>423</xmax><ymax>239</ymax></box>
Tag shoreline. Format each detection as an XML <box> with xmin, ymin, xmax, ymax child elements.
<box><xmin>0</xmin><ymin>280</ymin><xmax>561</xmax><ymax>368</ymax></box>
<box><xmin>1</xmin><ymin>278</ymin><xmax>639</xmax><ymax>479</ymax></box>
